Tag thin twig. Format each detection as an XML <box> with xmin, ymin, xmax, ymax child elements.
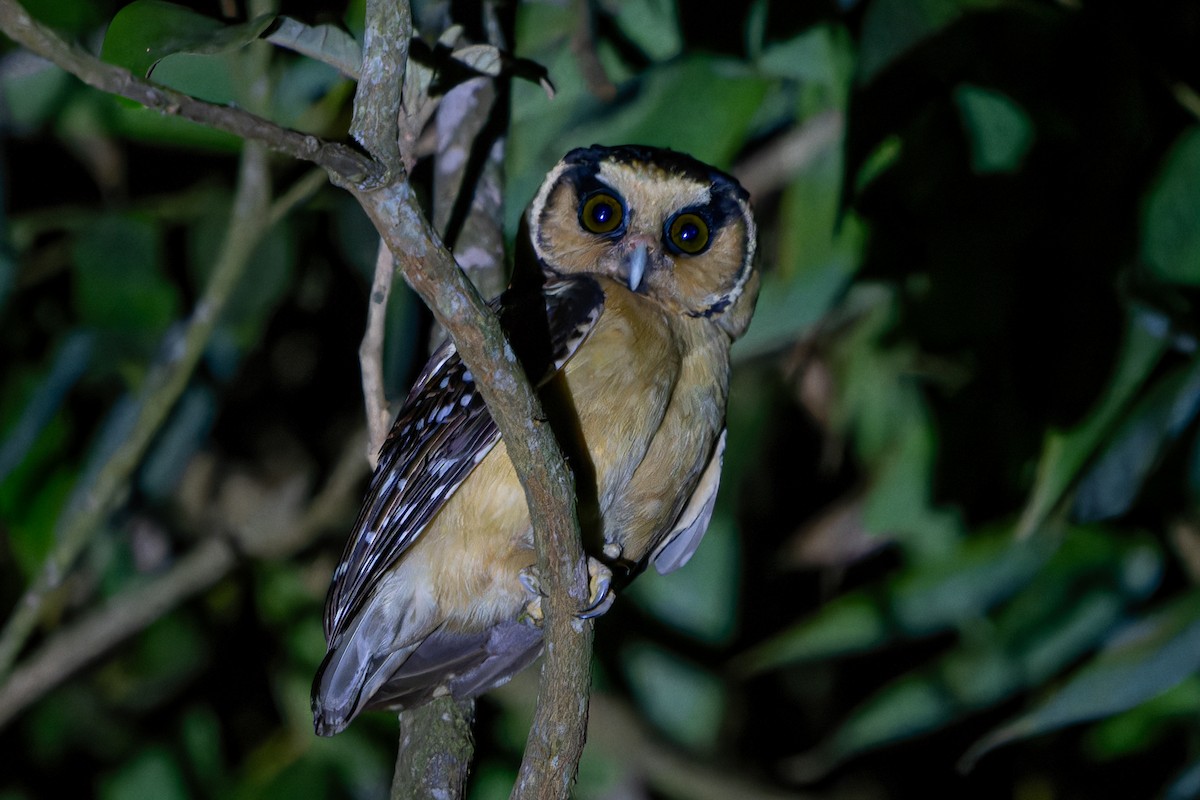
<box><xmin>0</xmin><ymin>143</ymin><xmax>273</xmax><ymax>682</ymax></box>
<box><xmin>569</xmin><ymin>0</ymin><xmax>616</xmax><ymax>101</ymax></box>
<box><xmin>0</xmin><ymin>428</ymin><xmax>368</xmax><ymax>730</ymax></box>
<box><xmin>0</xmin><ymin>539</ymin><xmax>236</xmax><ymax>729</ymax></box>
<box><xmin>731</xmin><ymin>111</ymin><xmax>844</xmax><ymax>201</ymax></box>
<box><xmin>360</xmin><ymin>240</ymin><xmax>396</xmax><ymax>465</ymax></box>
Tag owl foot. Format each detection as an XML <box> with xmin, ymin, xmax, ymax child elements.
<box><xmin>518</xmin><ymin>567</ymin><xmax>545</xmax><ymax>626</ymax></box>
<box><xmin>518</xmin><ymin>557</ymin><xmax>615</xmax><ymax>624</ymax></box>
<box><xmin>578</xmin><ymin>557</ymin><xmax>615</xmax><ymax>619</ymax></box>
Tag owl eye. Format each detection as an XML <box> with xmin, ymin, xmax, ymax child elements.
<box><xmin>580</xmin><ymin>192</ymin><xmax>625</xmax><ymax>235</ymax></box>
<box><xmin>666</xmin><ymin>212</ymin><xmax>710</xmax><ymax>255</ymax></box>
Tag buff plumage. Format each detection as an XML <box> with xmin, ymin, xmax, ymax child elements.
<box><xmin>312</xmin><ymin>144</ymin><xmax>758</xmax><ymax>735</ymax></box>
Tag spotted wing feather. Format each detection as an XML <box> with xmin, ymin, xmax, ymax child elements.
<box><xmin>323</xmin><ymin>275</ymin><xmax>605</xmax><ymax>641</ymax></box>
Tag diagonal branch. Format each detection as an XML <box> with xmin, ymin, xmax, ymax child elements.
<box><xmin>0</xmin><ymin>2</ymin><xmax>595</xmax><ymax>794</ymax></box>
<box><xmin>0</xmin><ymin>0</ymin><xmax>380</xmax><ymax>186</ymax></box>
<box><xmin>0</xmin><ymin>142</ymin><xmax>274</xmax><ymax>682</ymax></box>
<box><xmin>349</xmin><ymin>171</ymin><xmax>594</xmax><ymax>800</ymax></box>
<box><xmin>0</xmin><ymin>195</ymin><xmax>353</xmax><ymax>725</ymax></box>
<box><xmin>347</xmin><ymin>5</ymin><xmax>593</xmax><ymax>797</ymax></box>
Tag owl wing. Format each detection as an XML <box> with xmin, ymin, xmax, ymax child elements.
<box><xmin>323</xmin><ymin>274</ymin><xmax>606</xmax><ymax>641</ymax></box>
<box><xmin>651</xmin><ymin>428</ymin><xmax>726</xmax><ymax>574</ymax></box>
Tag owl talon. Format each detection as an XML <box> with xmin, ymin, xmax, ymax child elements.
<box><xmin>519</xmin><ymin>559</ymin><xmax>614</xmax><ymax>621</ymax></box>
<box><xmin>519</xmin><ymin>566</ymin><xmax>546</xmax><ymax>626</ymax></box>
<box><xmin>578</xmin><ymin>557</ymin><xmax>615</xmax><ymax>620</ymax></box>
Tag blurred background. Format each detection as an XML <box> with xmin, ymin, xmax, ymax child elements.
<box><xmin>1</xmin><ymin>0</ymin><xmax>1200</xmax><ymax>798</ymax></box>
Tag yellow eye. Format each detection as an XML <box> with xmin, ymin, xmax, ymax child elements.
<box><xmin>667</xmin><ymin>213</ymin><xmax>710</xmax><ymax>254</ymax></box>
<box><xmin>580</xmin><ymin>192</ymin><xmax>624</xmax><ymax>235</ymax></box>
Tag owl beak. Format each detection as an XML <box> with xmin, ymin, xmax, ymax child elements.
<box><xmin>622</xmin><ymin>242</ymin><xmax>648</xmax><ymax>292</ymax></box>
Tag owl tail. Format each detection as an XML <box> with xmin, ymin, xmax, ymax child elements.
<box><xmin>311</xmin><ymin>605</ymin><xmax>419</xmax><ymax>736</ymax></box>
<box><xmin>312</xmin><ymin>614</ymin><xmax>545</xmax><ymax>734</ymax></box>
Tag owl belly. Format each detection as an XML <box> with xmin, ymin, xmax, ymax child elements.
<box><xmin>560</xmin><ymin>287</ymin><xmax>704</xmax><ymax>564</ymax></box>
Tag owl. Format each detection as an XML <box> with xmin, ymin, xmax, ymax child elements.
<box><xmin>313</xmin><ymin>144</ymin><xmax>759</xmax><ymax>735</ymax></box>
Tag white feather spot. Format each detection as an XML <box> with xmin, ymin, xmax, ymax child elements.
<box><xmin>436</xmin><ymin>403</ymin><xmax>454</xmax><ymax>423</ymax></box>
<box><xmin>415</xmin><ymin>418</ymin><xmax>424</xmax><ymax>431</ymax></box>
<box><xmin>460</xmin><ymin>394</ymin><xmax>472</xmax><ymax>407</ymax></box>
<box><xmin>462</xmin><ymin>369</ymin><xmax>473</xmax><ymax>383</ymax></box>
<box><xmin>439</xmin><ymin>376</ymin><xmax>450</xmax><ymax>388</ymax></box>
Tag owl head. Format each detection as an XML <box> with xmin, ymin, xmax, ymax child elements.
<box><xmin>526</xmin><ymin>145</ymin><xmax>759</xmax><ymax>340</ymax></box>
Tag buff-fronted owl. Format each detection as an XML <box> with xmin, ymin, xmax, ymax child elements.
<box><xmin>313</xmin><ymin>144</ymin><xmax>759</xmax><ymax>735</ymax></box>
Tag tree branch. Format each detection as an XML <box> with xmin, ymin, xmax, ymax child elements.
<box><xmin>350</xmin><ymin>176</ymin><xmax>593</xmax><ymax>799</ymax></box>
<box><xmin>392</xmin><ymin>697</ymin><xmax>476</xmax><ymax>800</ymax></box>
<box><xmin>351</xmin><ymin>0</ymin><xmax>410</xmax><ymax>171</ymax></box>
<box><xmin>0</xmin><ymin>0</ymin><xmax>381</xmax><ymax>186</ymax></box>
<box><xmin>343</xmin><ymin>4</ymin><xmax>592</xmax><ymax>794</ymax></box>
<box><xmin>0</xmin><ymin>427</ymin><xmax>368</xmax><ymax>730</ymax></box>
<box><xmin>0</xmin><ymin>1</ymin><xmax>596</xmax><ymax>793</ymax></box>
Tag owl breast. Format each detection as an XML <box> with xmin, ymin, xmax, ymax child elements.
<box><xmin>560</xmin><ymin>276</ymin><xmax>729</xmax><ymax>564</ymax></box>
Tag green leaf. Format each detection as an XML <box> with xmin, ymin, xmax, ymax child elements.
<box><xmin>964</xmin><ymin>590</ymin><xmax>1200</xmax><ymax>767</ymax></box>
<box><xmin>858</xmin><ymin>0</ymin><xmax>1000</xmax><ymax>84</ymax></box>
<box><xmin>757</xmin><ymin>24</ymin><xmax>855</xmax><ymax>106</ymax></box>
<box><xmin>0</xmin><ymin>332</ymin><xmax>92</xmax><ymax>485</ymax></box>
<box><xmin>100</xmin><ymin>0</ymin><xmax>274</xmax><ymax>78</ymax></box>
<box><xmin>954</xmin><ymin>85</ymin><xmax>1035</xmax><ymax>173</ymax></box>
<box><xmin>627</xmin><ymin>506</ymin><xmax>740</xmax><ymax>644</ymax></box>
<box><xmin>622</xmin><ymin>643</ymin><xmax>725</xmax><ymax>751</ymax></box>
<box><xmin>1142</xmin><ymin>126</ymin><xmax>1200</xmax><ymax>285</ymax></box>
<box><xmin>737</xmin><ymin>593</ymin><xmax>889</xmax><ymax>672</ymax></box>
<box><xmin>180</xmin><ymin>706</ymin><xmax>225</xmax><ymax>788</ymax></box>
<box><xmin>889</xmin><ymin>530</ymin><xmax>1052</xmax><ymax>634</ymax></box>
<box><xmin>0</xmin><ymin>57</ymin><xmax>72</xmax><ymax>132</ymax></box>
<box><xmin>139</xmin><ymin>386</ymin><xmax>215</xmax><ymax>501</ymax></box>
<box><xmin>739</xmin><ymin>529</ymin><xmax>1051</xmax><ymax>672</ymax></box>
<box><xmin>1074</xmin><ymin>355</ymin><xmax>1200</xmax><ymax>521</ymax></box>
<box><xmin>826</xmin><ymin>676</ymin><xmax>954</xmax><ymax>762</ymax></box>
<box><xmin>736</xmin><ymin>113</ymin><xmax>860</xmax><ymax>357</ymax></box>
<box><xmin>613</xmin><ymin>0</ymin><xmax>682</xmax><ymax>61</ymax></box>
<box><xmin>1016</xmin><ymin>309</ymin><xmax>1169</xmax><ymax>537</ymax></box>
<box><xmin>2</xmin><ymin>466</ymin><xmax>74</xmax><ymax>576</ymax></box>
<box><xmin>808</xmin><ymin>527</ymin><xmax>1158</xmax><ymax>767</ymax></box>
<box><xmin>1083</xmin><ymin>677</ymin><xmax>1200</xmax><ymax>759</ymax></box>
<box><xmin>73</xmin><ymin>215</ymin><xmax>178</xmax><ymax>336</ymax></box>
<box><xmin>854</xmin><ymin>134</ymin><xmax>903</xmax><ymax>193</ymax></box>
<box><xmin>1164</xmin><ymin>757</ymin><xmax>1200</xmax><ymax>800</ymax></box>
<box><xmin>148</xmin><ymin>50</ymin><xmax>238</xmax><ymax>105</ymax></box>
<box><xmin>99</xmin><ymin>747</ymin><xmax>189</xmax><ymax>800</ymax></box>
